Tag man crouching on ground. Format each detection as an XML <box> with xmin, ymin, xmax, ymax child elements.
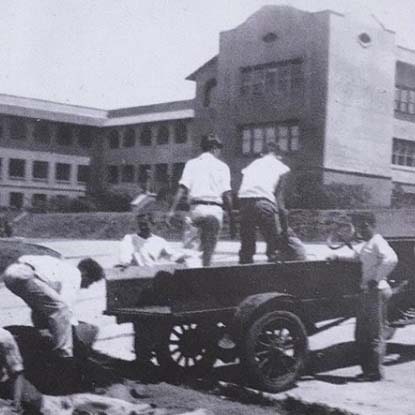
<box><xmin>2</xmin><ymin>256</ymin><xmax>104</xmax><ymax>359</ymax></box>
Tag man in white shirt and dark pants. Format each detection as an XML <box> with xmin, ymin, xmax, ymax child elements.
<box><xmin>169</xmin><ymin>134</ymin><xmax>234</xmax><ymax>266</ymax></box>
<box><xmin>238</xmin><ymin>140</ymin><xmax>297</xmax><ymax>264</ymax></box>
<box><xmin>3</xmin><ymin>256</ymin><xmax>104</xmax><ymax>359</ymax></box>
<box><xmin>329</xmin><ymin>212</ymin><xmax>398</xmax><ymax>381</ymax></box>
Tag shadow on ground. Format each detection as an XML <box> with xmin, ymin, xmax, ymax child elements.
<box><xmin>8</xmin><ymin>324</ymin><xmax>415</xmax><ymax>398</ymax></box>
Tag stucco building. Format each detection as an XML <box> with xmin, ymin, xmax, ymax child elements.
<box><xmin>1</xmin><ymin>5</ymin><xmax>415</xmax><ymax>208</ymax></box>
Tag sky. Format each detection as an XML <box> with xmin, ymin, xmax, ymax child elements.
<box><xmin>1</xmin><ymin>0</ymin><xmax>415</xmax><ymax>109</ymax></box>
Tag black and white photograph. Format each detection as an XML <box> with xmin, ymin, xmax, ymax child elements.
<box><xmin>1</xmin><ymin>0</ymin><xmax>415</xmax><ymax>414</ymax></box>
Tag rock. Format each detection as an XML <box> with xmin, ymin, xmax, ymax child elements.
<box><xmin>178</xmin><ymin>410</ymin><xmax>214</xmax><ymax>415</ymax></box>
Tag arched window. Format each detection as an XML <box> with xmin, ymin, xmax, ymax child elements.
<box><xmin>157</xmin><ymin>125</ymin><xmax>169</xmax><ymax>145</ymax></box>
<box><xmin>174</xmin><ymin>121</ymin><xmax>187</xmax><ymax>144</ymax></box>
<box><xmin>123</xmin><ymin>128</ymin><xmax>135</xmax><ymax>147</ymax></box>
<box><xmin>34</xmin><ymin>121</ymin><xmax>50</xmax><ymax>144</ymax></box>
<box><xmin>140</xmin><ymin>126</ymin><xmax>152</xmax><ymax>146</ymax></box>
<box><xmin>10</xmin><ymin>117</ymin><xmax>27</xmax><ymax>140</ymax></box>
<box><xmin>203</xmin><ymin>78</ymin><xmax>217</xmax><ymax>107</ymax></box>
<box><xmin>108</xmin><ymin>130</ymin><xmax>120</xmax><ymax>149</ymax></box>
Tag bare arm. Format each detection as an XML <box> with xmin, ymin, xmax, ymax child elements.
<box><xmin>11</xmin><ymin>372</ymin><xmax>24</xmax><ymax>411</ymax></box>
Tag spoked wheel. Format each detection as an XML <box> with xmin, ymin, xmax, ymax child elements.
<box><xmin>155</xmin><ymin>322</ymin><xmax>218</xmax><ymax>377</ymax></box>
<box><xmin>241</xmin><ymin>311</ymin><xmax>308</xmax><ymax>393</ymax></box>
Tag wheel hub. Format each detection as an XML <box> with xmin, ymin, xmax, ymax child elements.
<box><xmin>177</xmin><ymin>328</ymin><xmax>205</xmax><ymax>357</ymax></box>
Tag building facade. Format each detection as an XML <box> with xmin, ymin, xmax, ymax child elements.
<box><xmin>188</xmin><ymin>6</ymin><xmax>415</xmax><ymax>206</ymax></box>
<box><xmin>1</xmin><ymin>5</ymin><xmax>415</xmax><ymax>208</ymax></box>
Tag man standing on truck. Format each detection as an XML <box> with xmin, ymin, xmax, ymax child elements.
<box><xmin>168</xmin><ymin>134</ymin><xmax>234</xmax><ymax>266</ymax></box>
<box><xmin>2</xmin><ymin>256</ymin><xmax>104</xmax><ymax>359</ymax></box>
<box><xmin>328</xmin><ymin>212</ymin><xmax>398</xmax><ymax>381</ymax></box>
<box><xmin>237</xmin><ymin>140</ymin><xmax>305</xmax><ymax>264</ymax></box>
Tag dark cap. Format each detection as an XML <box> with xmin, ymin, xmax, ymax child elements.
<box><xmin>350</xmin><ymin>211</ymin><xmax>376</xmax><ymax>227</ymax></box>
<box><xmin>201</xmin><ymin>133</ymin><xmax>223</xmax><ymax>151</ymax></box>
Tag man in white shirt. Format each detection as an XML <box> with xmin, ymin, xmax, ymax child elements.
<box><xmin>329</xmin><ymin>212</ymin><xmax>398</xmax><ymax>381</ymax></box>
<box><xmin>119</xmin><ymin>213</ymin><xmax>186</xmax><ymax>266</ymax></box>
<box><xmin>3</xmin><ymin>256</ymin><xmax>104</xmax><ymax>358</ymax></box>
<box><xmin>168</xmin><ymin>134</ymin><xmax>234</xmax><ymax>266</ymax></box>
<box><xmin>238</xmin><ymin>140</ymin><xmax>300</xmax><ymax>263</ymax></box>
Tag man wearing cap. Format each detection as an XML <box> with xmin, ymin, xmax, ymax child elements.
<box><xmin>168</xmin><ymin>134</ymin><xmax>233</xmax><ymax>266</ymax></box>
<box><xmin>238</xmin><ymin>140</ymin><xmax>303</xmax><ymax>264</ymax></box>
<box><xmin>2</xmin><ymin>256</ymin><xmax>104</xmax><ymax>359</ymax></box>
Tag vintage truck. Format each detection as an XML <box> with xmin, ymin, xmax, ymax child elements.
<box><xmin>105</xmin><ymin>237</ymin><xmax>415</xmax><ymax>393</ymax></box>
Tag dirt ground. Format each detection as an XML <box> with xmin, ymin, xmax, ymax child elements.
<box><xmin>1</xmin><ymin>239</ymin><xmax>415</xmax><ymax>415</ymax></box>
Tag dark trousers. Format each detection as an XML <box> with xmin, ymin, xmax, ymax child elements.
<box><xmin>355</xmin><ymin>285</ymin><xmax>392</xmax><ymax>378</ymax></box>
<box><xmin>192</xmin><ymin>215</ymin><xmax>220</xmax><ymax>266</ymax></box>
<box><xmin>239</xmin><ymin>198</ymin><xmax>281</xmax><ymax>263</ymax></box>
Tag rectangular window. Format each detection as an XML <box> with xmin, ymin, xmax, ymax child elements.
<box><xmin>10</xmin><ymin>192</ymin><xmax>24</xmax><ymax>209</ymax></box>
<box><xmin>121</xmin><ymin>165</ymin><xmax>134</xmax><ymax>183</ymax></box>
<box><xmin>55</xmin><ymin>163</ymin><xmax>71</xmax><ymax>182</ymax></box>
<box><xmin>241</xmin><ymin>122</ymin><xmax>301</xmax><ymax>155</ymax></box>
<box><xmin>32</xmin><ymin>193</ymin><xmax>47</xmax><ymax>209</ymax></box>
<box><xmin>253</xmin><ymin>128</ymin><xmax>264</xmax><ymax>154</ymax></box>
<box><xmin>56</xmin><ymin>125</ymin><xmax>73</xmax><ymax>146</ymax></box>
<box><xmin>240</xmin><ymin>59</ymin><xmax>303</xmax><ymax>98</ymax></box>
<box><xmin>278</xmin><ymin>66</ymin><xmax>290</xmax><ymax>95</ymax></box>
<box><xmin>278</xmin><ymin>126</ymin><xmax>289</xmax><ymax>152</ymax></box>
<box><xmin>155</xmin><ymin>163</ymin><xmax>168</xmax><ymax>183</ymax></box>
<box><xmin>107</xmin><ymin>165</ymin><xmax>119</xmax><ymax>184</ymax></box>
<box><xmin>395</xmin><ymin>86</ymin><xmax>415</xmax><ymax>115</ymax></box>
<box><xmin>392</xmin><ymin>138</ymin><xmax>415</xmax><ymax>167</ymax></box>
<box><xmin>32</xmin><ymin>161</ymin><xmax>49</xmax><ymax>180</ymax></box>
<box><xmin>77</xmin><ymin>165</ymin><xmax>90</xmax><ymax>183</ymax></box>
<box><xmin>9</xmin><ymin>158</ymin><xmax>26</xmax><ymax>179</ymax></box>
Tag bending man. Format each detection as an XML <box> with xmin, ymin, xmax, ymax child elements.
<box><xmin>238</xmin><ymin>140</ymin><xmax>304</xmax><ymax>263</ymax></box>
<box><xmin>3</xmin><ymin>255</ymin><xmax>104</xmax><ymax>358</ymax></box>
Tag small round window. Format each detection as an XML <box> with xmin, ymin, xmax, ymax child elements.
<box><xmin>358</xmin><ymin>32</ymin><xmax>372</xmax><ymax>47</ymax></box>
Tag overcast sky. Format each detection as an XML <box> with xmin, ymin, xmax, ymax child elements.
<box><xmin>1</xmin><ymin>0</ymin><xmax>414</xmax><ymax>109</ymax></box>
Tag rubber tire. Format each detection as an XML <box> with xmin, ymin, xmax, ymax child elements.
<box><xmin>155</xmin><ymin>322</ymin><xmax>218</xmax><ymax>378</ymax></box>
<box><xmin>241</xmin><ymin>310</ymin><xmax>308</xmax><ymax>393</ymax></box>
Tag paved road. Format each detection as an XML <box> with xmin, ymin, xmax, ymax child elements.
<box><xmin>1</xmin><ymin>239</ymin><xmax>414</xmax><ymax>415</ymax></box>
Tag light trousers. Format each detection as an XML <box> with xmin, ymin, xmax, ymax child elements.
<box><xmin>4</xmin><ymin>263</ymin><xmax>73</xmax><ymax>358</ymax></box>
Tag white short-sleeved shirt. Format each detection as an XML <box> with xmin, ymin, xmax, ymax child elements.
<box><xmin>238</xmin><ymin>154</ymin><xmax>290</xmax><ymax>203</ymax></box>
<box><xmin>179</xmin><ymin>152</ymin><xmax>231</xmax><ymax>204</ymax></box>
<box><xmin>17</xmin><ymin>255</ymin><xmax>81</xmax><ymax>320</ymax></box>
<box><xmin>119</xmin><ymin>234</ymin><xmax>177</xmax><ymax>267</ymax></box>
<box><xmin>354</xmin><ymin>234</ymin><xmax>398</xmax><ymax>289</ymax></box>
